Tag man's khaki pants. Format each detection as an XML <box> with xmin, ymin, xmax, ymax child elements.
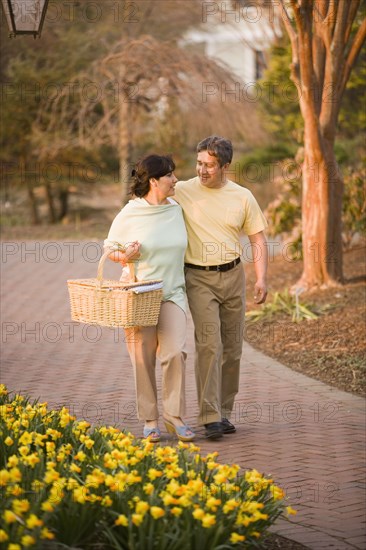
<box><xmin>125</xmin><ymin>301</ymin><xmax>187</xmax><ymax>421</ymax></box>
<box><xmin>185</xmin><ymin>264</ymin><xmax>245</xmax><ymax>426</ymax></box>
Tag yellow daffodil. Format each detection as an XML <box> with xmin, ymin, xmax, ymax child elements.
<box><xmin>23</xmin><ymin>453</ymin><xmax>40</xmax><ymax>468</ymax></box>
<box><xmin>135</xmin><ymin>501</ymin><xmax>149</xmax><ymax>514</ymax></box>
<box><xmin>74</xmin><ymin>451</ymin><xmax>87</xmax><ymax>462</ymax></box>
<box><xmin>34</xmin><ymin>433</ymin><xmax>47</xmax><ymax>447</ymax></box>
<box><xmin>8</xmin><ymin>544</ymin><xmax>21</xmax><ymax>550</ymax></box>
<box><xmin>161</xmin><ymin>493</ymin><xmax>178</xmax><ymax>506</ymax></box>
<box><xmin>245</xmin><ymin>469</ymin><xmax>263</xmax><ymax>484</ymax></box>
<box><xmin>44</xmin><ymin>469</ymin><xmax>60</xmax><ymax>484</ymax></box>
<box><xmin>193</xmin><ymin>508</ymin><xmax>205</xmax><ymax>520</ymax></box>
<box><xmin>101</xmin><ymin>495</ymin><xmax>113</xmax><ymax>507</ymax></box>
<box><xmin>115</xmin><ymin>514</ymin><xmax>129</xmax><ymax>526</ymax></box>
<box><xmin>12</xmin><ymin>499</ymin><xmax>30</xmax><ymax>515</ymax></box>
<box><xmin>213</xmin><ymin>472</ymin><xmax>227</xmax><ymax>484</ymax></box>
<box><xmin>46</xmin><ymin>442</ymin><xmax>56</xmax><ymax>457</ymax></box>
<box><xmin>206</xmin><ymin>497</ymin><xmax>222</xmax><ymax>511</ymax></box>
<box><xmin>59</xmin><ymin>407</ymin><xmax>75</xmax><ymax>427</ymax></box>
<box><xmin>132</xmin><ymin>513</ymin><xmax>144</xmax><ymax>526</ymax></box>
<box><xmin>7</xmin><ymin>455</ymin><xmax>19</xmax><ymax>467</ymax></box>
<box><xmin>201</xmin><ymin>513</ymin><xmax>216</xmax><ymax>528</ymax></box>
<box><xmin>40</xmin><ymin>527</ymin><xmax>55</xmax><ymax>540</ymax></box>
<box><xmin>31</xmin><ymin>480</ymin><xmax>44</xmax><ymax>492</ymax></box>
<box><xmin>26</xmin><ymin>514</ymin><xmax>44</xmax><ymax>528</ymax></box>
<box><xmin>150</xmin><ymin>506</ymin><xmax>165</xmax><ymax>519</ymax></box>
<box><xmin>9</xmin><ymin>467</ymin><xmax>22</xmax><ymax>482</ymax></box>
<box><xmin>3</xmin><ymin>510</ymin><xmax>18</xmax><ymax>523</ymax></box>
<box><xmin>0</xmin><ymin>529</ymin><xmax>9</xmax><ymax>542</ymax></box>
<box><xmin>103</xmin><ymin>454</ymin><xmax>118</xmax><ymax>469</ymax></box>
<box><xmin>41</xmin><ymin>501</ymin><xmax>55</xmax><ymax>513</ymax></box>
<box><xmin>177</xmin><ymin>494</ymin><xmax>192</xmax><ymax>508</ymax></box>
<box><xmin>286</xmin><ymin>506</ymin><xmax>297</xmax><ymax>516</ymax></box>
<box><xmin>143</xmin><ymin>482</ymin><xmax>154</xmax><ymax>495</ymax></box>
<box><xmin>18</xmin><ymin>431</ymin><xmax>32</xmax><ymax>446</ymax></box>
<box><xmin>223</xmin><ymin>499</ymin><xmax>240</xmax><ymax>514</ymax></box>
<box><xmin>148</xmin><ymin>468</ymin><xmax>163</xmax><ymax>481</ymax></box>
<box><xmin>79</xmin><ymin>435</ymin><xmax>95</xmax><ymax>449</ymax></box>
<box><xmin>8</xmin><ymin>484</ymin><xmax>24</xmax><ymax>496</ymax></box>
<box><xmin>271</xmin><ymin>485</ymin><xmax>285</xmax><ymax>500</ymax></box>
<box><xmin>4</xmin><ymin>436</ymin><xmax>13</xmax><ymax>446</ymax></box>
<box><xmin>0</xmin><ymin>384</ymin><xmax>8</xmax><ymax>395</ymax></box>
<box><xmin>73</xmin><ymin>487</ymin><xmax>88</xmax><ymax>504</ymax></box>
<box><xmin>0</xmin><ymin>469</ymin><xmax>10</xmax><ymax>486</ymax></box>
<box><xmin>21</xmin><ymin>535</ymin><xmax>36</xmax><ymax>547</ymax></box>
<box><xmin>46</xmin><ymin>429</ymin><xmax>62</xmax><ymax>441</ymax></box>
<box><xmin>19</xmin><ymin>445</ymin><xmax>30</xmax><ymax>457</ymax></box>
<box><xmin>230</xmin><ymin>532</ymin><xmax>245</xmax><ymax>543</ymax></box>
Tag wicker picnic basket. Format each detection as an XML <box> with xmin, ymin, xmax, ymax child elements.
<box><xmin>67</xmin><ymin>248</ymin><xmax>163</xmax><ymax>328</ymax></box>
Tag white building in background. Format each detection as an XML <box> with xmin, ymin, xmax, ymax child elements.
<box><xmin>182</xmin><ymin>2</ymin><xmax>281</xmax><ymax>84</ymax></box>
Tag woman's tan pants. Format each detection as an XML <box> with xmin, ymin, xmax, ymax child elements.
<box><xmin>125</xmin><ymin>301</ymin><xmax>187</xmax><ymax>421</ymax></box>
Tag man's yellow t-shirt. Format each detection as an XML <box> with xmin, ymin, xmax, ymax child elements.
<box><xmin>175</xmin><ymin>177</ymin><xmax>267</xmax><ymax>266</ymax></box>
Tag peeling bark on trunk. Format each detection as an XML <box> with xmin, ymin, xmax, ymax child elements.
<box><xmin>278</xmin><ymin>0</ymin><xmax>365</xmax><ymax>289</ymax></box>
<box><xmin>301</xmin><ymin>136</ymin><xmax>343</xmax><ymax>288</ymax></box>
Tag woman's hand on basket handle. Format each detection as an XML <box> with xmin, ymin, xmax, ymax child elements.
<box><xmin>107</xmin><ymin>241</ymin><xmax>141</xmax><ymax>266</ymax></box>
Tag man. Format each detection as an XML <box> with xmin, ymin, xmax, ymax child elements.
<box><xmin>175</xmin><ymin>135</ymin><xmax>268</xmax><ymax>440</ymax></box>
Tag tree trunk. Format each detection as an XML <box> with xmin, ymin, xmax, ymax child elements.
<box><xmin>44</xmin><ymin>183</ymin><xmax>57</xmax><ymax>224</ymax></box>
<box><xmin>299</xmin><ymin>129</ymin><xmax>343</xmax><ymax>289</ymax></box>
<box><xmin>278</xmin><ymin>0</ymin><xmax>365</xmax><ymax>290</ymax></box>
<box><xmin>58</xmin><ymin>189</ymin><xmax>69</xmax><ymax>221</ymax></box>
<box><xmin>26</xmin><ymin>180</ymin><xmax>41</xmax><ymax>225</ymax></box>
<box><xmin>118</xmin><ymin>98</ymin><xmax>132</xmax><ymax>205</ymax></box>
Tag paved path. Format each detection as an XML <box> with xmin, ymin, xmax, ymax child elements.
<box><xmin>1</xmin><ymin>241</ymin><xmax>365</xmax><ymax>549</ymax></box>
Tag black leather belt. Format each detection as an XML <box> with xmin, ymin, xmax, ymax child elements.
<box><xmin>184</xmin><ymin>257</ymin><xmax>241</xmax><ymax>272</ymax></box>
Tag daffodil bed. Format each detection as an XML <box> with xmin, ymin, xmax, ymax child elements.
<box><xmin>0</xmin><ymin>385</ymin><xmax>296</xmax><ymax>549</ymax></box>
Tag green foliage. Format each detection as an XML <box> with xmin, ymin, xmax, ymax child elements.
<box><xmin>263</xmin><ymin>158</ymin><xmax>302</xmax><ymax>250</ymax></box>
<box><xmin>239</xmin><ymin>144</ymin><xmax>297</xmax><ymax>183</ymax></box>
<box><xmin>338</xmin><ymin>48</ymin><xmax>366</xmax><ymax>139</ymax></box>
<box><xmin>240</xmin><ymin>144</ymin><xmax>297</xmax><ymax>167</ymax></box>
<box><xmin>263</xmin><ymin>140</ymin><xmax>365</xmax><ymax>248</ymax></box>
<box><xmin>258</xmin><ymin>33</ymin><xmax>366</xmax><ymax>147</ymax></box>
<box><xmin>342</xmin><ymin>167</ymin><xmax>366</xmax><ymax>242</ymax></box>
<box><xmin>246</xmin><ymin>290</ymin><xmax>327</xmax><ymax>324</ymax></box>
<box><xmin>258</xmin><ymin>39</ymin><xmax>303</xmax><ymax>145</ymax></box>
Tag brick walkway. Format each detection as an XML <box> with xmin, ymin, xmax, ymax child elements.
<box><xmin>1</xmin><ymin>241</ymin><xmax>365</xmax><ymax>549</ymax></box>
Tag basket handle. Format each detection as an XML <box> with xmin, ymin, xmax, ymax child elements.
<box><xmin>97</xmin><ymin>248</ymin><xmax>136</xmax><ymax>285</ymax></box>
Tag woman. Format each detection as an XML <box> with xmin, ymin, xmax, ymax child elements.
<box><xmin>104</xmin><ymin>154</ymin><xmax>194</xmax><ymax>443</ymax></box>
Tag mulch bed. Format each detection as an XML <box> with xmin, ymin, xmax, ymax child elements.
<box><xmin>244</xmin><ymin>246</ymin><xmax>366</xmax><ymax>397</ymax></box>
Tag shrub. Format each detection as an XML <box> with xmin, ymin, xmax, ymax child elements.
<box><xmin>0</xmin><ymin>386</ymin><xmax>295</xmax><ymax>549</ymax></box>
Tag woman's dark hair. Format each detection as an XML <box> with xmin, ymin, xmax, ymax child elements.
<box><xmin>131</xmin><ymin>154</ymin><xmax>175</xmax><ymax>198</ymax></box>
<box><xmin>196</xmin><ymin>135</ymin><xmax>233</xmax><ymax>166</ymax></box>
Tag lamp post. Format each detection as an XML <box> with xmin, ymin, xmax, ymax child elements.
<box><xmin>1</xmin><ymin>0</ymin><xmax>49</xmax><ymax>38</ymax></box>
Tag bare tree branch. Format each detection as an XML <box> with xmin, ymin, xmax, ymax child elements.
<box><xmin>344</xmin><ymin>0</ymin><xmax>361</xmax><ymax>44</ymax></box>
<box><xmin>340</xmin><ymin>15</ymin><xmax>366</xmax><ymax>95</ymax></box>
<box><xmin>278</xmin><ymin>0</ymin><xmax>301</xmax><ymax>87</ymax></box>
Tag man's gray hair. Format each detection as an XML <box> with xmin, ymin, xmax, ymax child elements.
<box><xmin>196</xmin><ymin>136</ymin><xmax>233</xmax><ymax>166</ymax></box>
